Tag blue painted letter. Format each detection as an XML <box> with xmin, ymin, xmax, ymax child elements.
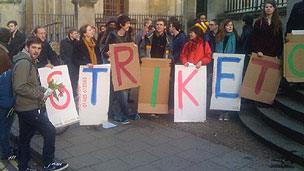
<box><xmin>216</xmin><ymin>57</ymin><xmax>241</xmax><ymax>98</ymax></box>
<box><xmin>83</xmin><ymin>68</ymin><xmax>108</xmax><ymax>105</ymax></box>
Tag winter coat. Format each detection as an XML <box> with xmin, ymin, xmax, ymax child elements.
<box><xmin>8</xmin><ymin>30</ymin><xmax>26</xmax><ymax>58</ymax></box>
<box><xmin>37</xmin><ymin>41</ymin><xmax>60</xmax><ymax>68</ymax></box>
<box><xmin>251</xmin><ymin>18</ymin><xmax>283</xmax><ymax>58</ymax></box>
<box><xmin>73</xmin><ymin>38</ymin><xmax>102</xmax><ymax>68</ymax></box>
<box><xmin>60</xmin><ymin>37</ymin><xmax>77</xmax><ymax>66</ymax></box>
<box><xmin>286</xmin><ymin>1</ymin><xmax>304</xmax><ymax>34</ymax></box>
<box><xmin>12</xmin><ymin>49</ymin><xmax>46</xmax><ymax>112</ymax></box>
<box><xmin>0</xmin><ymin>44</ymin><xmax>14</xmax><ymax>109</ymax></box>
<box><xmin>180</xmin><ymin>37</ymin><xmax>212</xmax><ymax>65</ymax></box>
<box><xmin>172</xmin><ymin>31</ymin><xmax>187</xmax><ymax>63</ymax></box>
<box><xmin>0</xmin><ymin>43</ymin><xmax>10</xmax><ymax>74</ymax></box>
<box><xmin>103</xmin><ymin>30</ymin><xmax>133</xmax><ymax>63</ymax></box>
<box><xmin>240</xmin><ymin>25</ymin><xmax>253</xmax><ymax>56</ymax></box>
<box><xmin>139</xmin><ymin>31</ymin><xmax>173</xmax><ymax>59</ymax></box>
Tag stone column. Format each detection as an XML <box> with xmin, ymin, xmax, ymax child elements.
<box><xmin>75</xmin><ymin>0</ymin><xmax>98</xmax><ymax>28</ymax></box>
<box><xmin>25</xmin><ymin>0</ymin><xmax>34</xmax><ymax>35</ymax></box>
<box><xmin>182</xmin><ymin>0</ymin><xmax>196</xmax><ymax>32</ymax></box>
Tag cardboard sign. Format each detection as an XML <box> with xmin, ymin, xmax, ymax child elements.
<box><xmin>78</xmin><ymin>64</ymin><xmax>111</xmax><ymax>125</ymax></box>
<box><xmin>174</xmin><ymin>65</ymin><xmax>207</xmax><ymax>122</ymax></box>
<box><xmin>240</xmin><ymin>53</ymin><xmax>281</xmax><ymax>104</ymax></box>
<box><xmin>38</xmin><ymin>65</ymin><xmax>79</xmax><ymax>128</ymax></box>
<box><xmin>284</xmin><ymin>34</ymin><xmax>304</xmax><ymax>82</ymax></box>
<box><xmin>109</xmin><ymin>43</ymin><xmax>140</xmax><ymax>91</ymax></box>
<box><xmin>210</xmin><ymin>53</ymin><xmax>245</xmax><ymax>111</ymax></box>
<box><xmin>138</xmin><ymin>58</ymin><xmax>171</xmax><ymax>114</ymax></box>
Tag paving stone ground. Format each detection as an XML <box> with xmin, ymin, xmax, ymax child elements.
<box><xmin>20</xmin><ymin>118</ymin><xmax>302</xmax><ymax>171</ymax></box>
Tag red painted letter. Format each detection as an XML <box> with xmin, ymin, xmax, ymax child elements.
<box><xmin>251</xmin><ymin>58</ymin><xmax>280</xmax><ymax>94</ymax></box>
<box><xmin>178</xmin><ymin>70</ymin><xmax>199</xmax><ymax>110</ymax></box>
<box><xmin>114</xmin><ymin>46</ymin><xmax>137</xmax><ymax>86</ymax></box>
<box><xmin>47</xmin><ymin>71</ymin><xmax>71</xmax><ymax>110</ymax></box>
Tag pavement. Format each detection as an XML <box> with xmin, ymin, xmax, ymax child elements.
<box><xmin>9</xmin><ymin>118</ymin><xmax>303</xmax><ymax>171</ymax></box>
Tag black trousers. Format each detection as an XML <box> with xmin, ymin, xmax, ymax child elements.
<box><xmin>17</xmin><ymin>109</ymin><xmax>56</xmax><ymax>170</ymax></box>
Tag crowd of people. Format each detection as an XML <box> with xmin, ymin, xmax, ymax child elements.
<box><xmin>0</xmin><ymin>0</ymin><xmax>304</xmax><ymax>170</ymax></box>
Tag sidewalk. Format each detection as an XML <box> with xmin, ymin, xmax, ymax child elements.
<box><xmin>14</xmin><ymin>118</ymin><xmax>301</xmax><ymax>171</ymax></box>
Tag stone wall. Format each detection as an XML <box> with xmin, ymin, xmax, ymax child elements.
<box><xmin>0</xmin><ymin>3</ymin><xmax>22</xmax><ymax>30</ymax></box>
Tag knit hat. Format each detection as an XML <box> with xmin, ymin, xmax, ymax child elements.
<box><xmin>194</xmin><ymin>21</ymin><xmax>209</xmax><ymax>34</ymax></box>
<box><xmin>106</xmin><ymin>16</ymin><xmax>117</xmax><ymax>26</ymax></box>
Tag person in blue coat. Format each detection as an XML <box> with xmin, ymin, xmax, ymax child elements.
<box><xmin>0</xmin><ymin>27</ymin><xmax>16</xmax><ymax>161</ymax></box>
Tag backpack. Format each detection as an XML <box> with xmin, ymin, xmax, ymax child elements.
<box><xmin>0</xmin><ymin>58</ymin><xmax>32</xmax><ymax>109</ymax></box>
<box><xmin>0</xmin><ymin>69</ymin><xmax>14</xmax><ymax>109</ymax></box>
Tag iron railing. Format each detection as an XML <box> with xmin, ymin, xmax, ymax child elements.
<box><xmin>95</xmin><ymin>13</ymin><xmax>185</xmax><ymax>35</ymax></box>
<box><xmin>225</xmin><ymin>0</ymin><xmax>287</xmax><ymax>14</ymax></box>
<box><xmin>32</xmin><ymin>14</ymin><xmax>75</xmax><ymax>42</ymax></box>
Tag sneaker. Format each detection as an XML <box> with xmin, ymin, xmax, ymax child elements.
<box><xmin>128</xmin><ymin>113</ymin><xmax>140</xmax><ymax>120</ymax></box>
<box><xmin>7</xmin><ymin>154</ymin><xmax>16</xmax><ymax>160</ymax></box>
<box><xmin>113</xmin><ymin>117</ymin><xmax>130</xmax><ymax>125</ymax></box>
<box><xmin>223</xmin><ymin>113</ymin><xmax>230</xmax><ymax>121</ymax></box>
<box><xmin>218</xmin><ymin>113</ymin><xmax>224</xmax><ymax>121</ymax></box>
<box><xmin>44</xmin><ymin>162</ymin><xmax>69</xmax><ymax>171</ymax></box>
<box><xmin>121</xmin><ymin>119</ymin><xmax>130</xmax><ymax>125</ymax></box>
<box><xmin>151</xmin><ymin>114</ymin><xmax>159</xmax><ymax>118</ymax></box>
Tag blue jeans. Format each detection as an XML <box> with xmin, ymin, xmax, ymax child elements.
<box><xmin>17</xmin><ymin>109</ymin><xmax>56</xmax><ymax>170</ymax></box>
<box><xmin>0</xmin><ymin>108</ymin><xmax>14</xmax><ymax>159</ymax></box>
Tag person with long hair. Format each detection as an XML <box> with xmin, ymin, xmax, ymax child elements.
<box><xmin>251</xmin><ymin>0</ymin><xmax>283</xmax><ymax>58</ymax></box>
<box><xmin>73</xmin><ymin>24</ymin><xmax>102</xmax><ymax>97</ymax></box>
<box><xmin>215</xmin><ymin>19</ymin><xmax>239</xmax><ymax>121</ymax></box>
<box><xmin>215</xmin><ymin>19</ymin><xmax>239</xmax><ymax>54</ymax></box>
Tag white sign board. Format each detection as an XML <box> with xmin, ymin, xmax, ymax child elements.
<box><xmin>210</xmin><ymin>53</ymin><xmax>245</xmax><ymax>111</ymax></box>
<box><xmin>174</xmin><ymin>65</ymin><xmax>207</xmax><ymax>122</ymax></box>
<box><xmin>38</xmin><ymin>65</ymin><xmax>79</xmax><ymax>128</ymax></box>
<box><xmin>78</xmin><ymin>64</ymin><xmax>111</xmax><ymax>125</ymax></box>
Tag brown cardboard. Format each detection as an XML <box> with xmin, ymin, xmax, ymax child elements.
<box><xmin>284</xmin><ymin>35</ymin><xmax>304</xmax><ymax>82</ymax></box>
<box><xmin>138</xmin><ymin>58</ymin><xmax>171</xmax><ymax>114</ymax></box>
<box><xmin>109</xmin><ymin>43</ymin><xmax>140</xmax><ymax>91</ymax></box>
<box><xmin>240</xmin><ymin>53</ymin><xmax>281</xmax><ymax>104</ymax></box>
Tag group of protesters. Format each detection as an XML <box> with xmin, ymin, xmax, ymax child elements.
<box><xmin>1</xmin><ymin>0</ymin><xmax>304</xmax><ymax>170</ymax></box>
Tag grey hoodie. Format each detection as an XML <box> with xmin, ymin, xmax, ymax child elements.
<box><xmin>12</xmin><ymin>49</ymin><xmax>46</xmax><ymax>112</ymax></box>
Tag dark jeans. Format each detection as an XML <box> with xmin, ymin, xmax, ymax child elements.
<box><xmin>168</xmin><ymin>65</ymin><xmax>174</xmax><ymax>110</ymax></box>
<box><xmin>0</xmin><ymin>108</ymin><xmax>14</xmax><ymax>159</ymax></box>
<box><xmin>108</xmin><ymin>78</ymin><xmax>131</xmax><ymax>121</ymax></box>
<box><xmin>17</xmin><ymin>109</ymin><xmax>56</xmax><ymax>170</ymax></box>
<box><xmin>206</xmin><ymin>62</ymin><xmax>213</xmax><ymax>115</ymax></box>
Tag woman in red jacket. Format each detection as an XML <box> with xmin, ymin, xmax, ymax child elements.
<box><xmin>180</xmin><ymin>26</ymin><xmax>212</xmax><ymax>69</ymax></box>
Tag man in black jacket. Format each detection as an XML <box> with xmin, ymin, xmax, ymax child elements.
<box><xmin>286</xmin><ymin>0</ymin><xmax>304</xmax><ymax>34</ymax></box>
<box><xmin>32</xmin><ymin>26</ymin><xmax>60</xmax><ymax>68</ymax></box>
<box><xmin>7</xmin><ymin>20</ymin><xmax>26</xmax><ymax>58</ymax></box>
<box><xmin>60</xmin><ymin>28</ymin><xmax>79</xmax><ymax>95</ymax></box>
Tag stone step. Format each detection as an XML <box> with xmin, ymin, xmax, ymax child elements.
<box><xmin>257</xmin><ymin>107</ymin><xmax>304</xmax><ymax>145</ymax></box>
<box><xmin>275</xmin><ymin>95</ymin><xmax>304</xmax><ymax>122</ymax></box>
<box><xmin>239</xmin><ymin>111</ymin><xmax>304</xmax><ymax>166</ymax></box>
<box><xmin>284</xmin><ymin>86</ymin><xmax>304</xmax><ymax>101</ymax></box>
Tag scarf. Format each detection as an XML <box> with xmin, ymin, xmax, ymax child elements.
<box><xmin>83</xmin><ymin>37</ymin><xmax>97</xmax><ymax>65</ymax></box>
<box><xmin>215</xmin><ymin>32</ymin><xmax>236</xmax><ymax>53</ymax></box>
